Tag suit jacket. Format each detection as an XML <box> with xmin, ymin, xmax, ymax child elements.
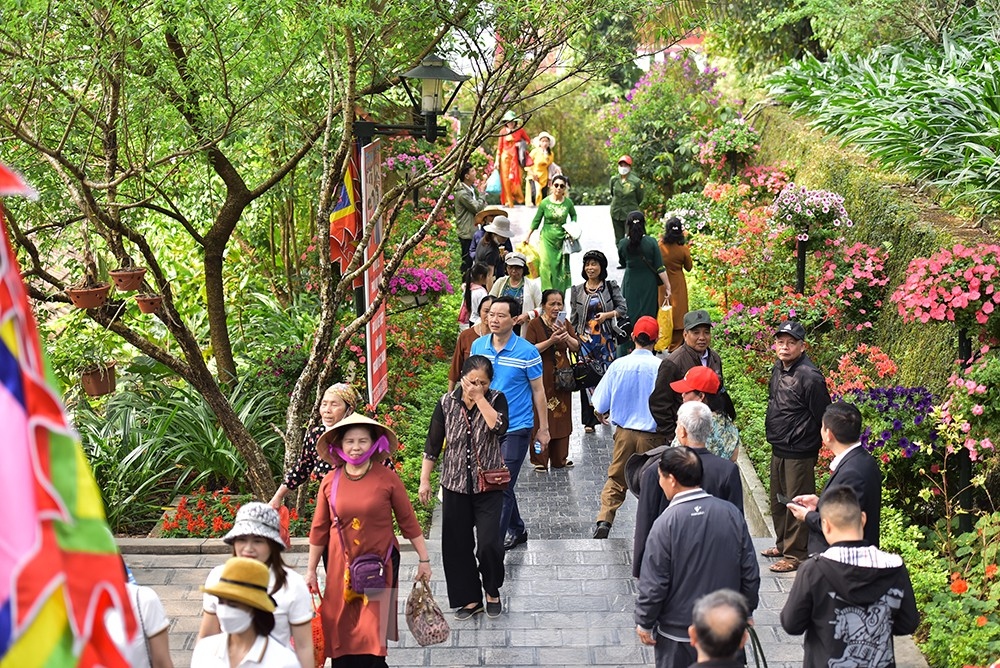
<box><xmin>633</xmin><ymin>448</ymin><xmax>743</xmax><ymax>577</ymax></box>
<box><xmin>805</xmin><ymin>446</ymin><xmax>882</xmax><ymax>554</ymax></box>
<box><xmin>649</xmin><ymin>344</ymin><xmax>723</xmax><ymax>440</ymax></box>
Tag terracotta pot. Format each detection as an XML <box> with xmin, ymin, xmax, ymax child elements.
<box><xmin>109</xmin><ymin>267</ymin><xmax>147</xmax><ymax>291</ymax></box>
<box><xmin>67</xmin><ymin>283</ymin><xmax>111</xmax><ymax>309</ymax></box>
<box><xmin>80</xmin><ymin>362</ymin><xmax>116</xmax><ymax>397</ymax></box>
<box><xmin>136</xmin><ymin>293</ymin><xmax>163</xmax><ymax>314</ymax></box>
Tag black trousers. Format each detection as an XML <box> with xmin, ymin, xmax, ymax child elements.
<box><xmin>580</xmin><ymin>388</ymin><xmax>599</xmax><ymax>427</ymax></box>
<box><xmin>441</xmin><ymin>487</ymin><xmax>505</xmax><ymax>608</ymax></box>
<box><xmin>460</xmin><ymin>237</ymin><xmax>473</xmax><ymax>273</ymax></box>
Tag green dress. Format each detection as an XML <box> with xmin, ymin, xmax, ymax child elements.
<box><xmin>530</xmin><ymin>196</ymin><xmax>578</xmax><ymax>293</ymax></box>
<box><xmin>618</xmin><ymin>235</ymin><xmax>664</xmax><ymax>323</ymax></box>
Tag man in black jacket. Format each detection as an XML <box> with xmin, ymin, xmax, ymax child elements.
<box><xmin>763</xmin><ymin>321</ymin><xmax>831</xmax><ymax>573</ymax></box>
<box><xmin>781</xmin><ymin>487</ymin><xmax>918</xmax><ymax>667</ymax></box>
<box><xmin>635</xmin><ymin>447</ymin><xmax>759</xmax><ymax>668</ymax></box>
<box><xmin>787</xmin><ymin>401</ymin><xmax>883</xmax><ymax>555</ymax></box>
<box><xmin>649</xmin><ymin>310</ymin><xmax>725</xmax><ymax>443</ymax></box>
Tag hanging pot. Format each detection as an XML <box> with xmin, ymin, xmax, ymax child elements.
<box><xmin>80</xmin><ymin>361</ymin><xmax>116</xmax><ymax>397</ymax></box>
<box><xmin>398</xmin><ymin>293</ymin><xmax>431</xmax><ymax>307</ymax></box>
<box><xmin>67</xmin><ymin>283</ymin><xmax>111</xmax><ymax>309</ymax></box>
<box><xmin>136</xmin><ymin>293</ymin><xmax>163</xmax><ymax>314</ymax></box>
<box><xmin>109</xmin><ymin>267</ymin><xmax>147</xmax><ymax>292</ymax></box>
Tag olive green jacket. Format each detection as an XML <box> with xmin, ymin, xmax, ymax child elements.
<box><xmin>609</xmin><ymin>172</ymin><xmax>644</xmax><ymax>220</ymax></box>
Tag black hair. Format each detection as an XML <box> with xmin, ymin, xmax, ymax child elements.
<box><xmin>464</xmin><ymin>262</ymin><xmax>489</xmax><ymax>315</ymax></box>
<box><xmin>551</xmin><ymin>174</ymin><xmax>569</xmax><ymax>187</ymax></box>
<box><xmin>459</xmin><ymin>162</ymin><xmax>475</xmax><ymax>181</ymax></box>
<box><xmin>658</xmin><ymin>445</ymin><xmax>703</xmax><ymax>487</ymax></box>
<box><xmin>492</xmin><ymin>295</ymin><xmax>522</xmax><ymax>318</ymax></box>
<box><xmin>818</xmin><ymin>486</ymin><xmax>863</xmax><ymax>530</ymax></box>
<box><xmin>692</xmin><ymin>590</ymin><xmax>749</xmax><ymax>660</ymax></box>
<box><xmin>626</xmin><ymin>210</ymin><xmax>646</xmax><ymax>253</ymax></box>
<box><xmin>540</xmin><ymin>289</ymin><xmax>563</xmax><ymax>307</ymax></box>
<box><xmin>822</xmin><ymin>401</ymin><xmax>863</xmax><ymax>444</ymax></box>
<box><xmin>581</xmin><ymin>250</ymin><xmax>609</xmax><ymax>282</ymax></box>
<box><xmin>252</xmin><ymin>608</ymin><xmax>277</xmax><ymax>637</ymax></box>
<box><xmin>229</xmin><ymin>539</ymin><xmax>288</xmax><ymax>596</ymax></box>
<box><xmin>476</xmin><ymin>294</ymin><xmax>496</xmax><ymax>318</ymax></box>
<box><xmin>634</xmin><ymin>331</ymin><xmax>655</xmax><ymax>347</ymax></box>
<box><xmin>462</xmin><ymin>354</ymin><xmax>494</xmax><ymax>381</ymax></box>
<box><xmin>662</xmin><ymin>217</ymin><xmax>686</xmax><ymax>246</ymax></box>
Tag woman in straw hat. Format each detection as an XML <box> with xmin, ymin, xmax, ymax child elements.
<box><xmin>526</xmin><ymin>131</ymin><xmax>555</xmax><ymax>206</ymax></box>
<box><xmin>199</xmin><ymin>503</ymin><xmax>313</xmax><ymax>667</ymax></box>
<box><xmin>307</xmin><ymin>414</ymin><xmax>432</xmax><ymax>666</ymax></box>
<box><xmin>269</xmin><ymin>383</ymin><xmax>364</xmax><ymax>509</ymax></box>
<box><xmin>192</xmin><ymin>557</ymin><xmax>299</xmax><ymax>667</ymax></box>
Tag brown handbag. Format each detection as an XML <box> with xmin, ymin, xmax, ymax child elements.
<box><xmin>405</xmin><ymin>578</ymin><xmax>450</xmax><ymax>646</ymax></box>
<box><xmin>461</xmin><ymin>395</ymin><xmax>511</xmax><ymax>493</ymax></box>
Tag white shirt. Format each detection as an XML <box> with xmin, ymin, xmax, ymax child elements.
<box><xmin>191</xmin><ymin>633</ymin><xmax>299</xmax><ymax>668</ymax></box>
<box><xmin>829</xmin><ymin>442</ymin><xmax>862</xmax><ymax>471</ymax></box>
<box><xmin>203</xmin><ymin>564</ymin><xmax>312</xmax><ymax>648</ymax></box>
<box><xmin>106</xmin><ymin>583</ymin><xmax>170</xmax><ymax>668</ymax></box>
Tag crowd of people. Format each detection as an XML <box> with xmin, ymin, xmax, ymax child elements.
<box><xmin>122</xmin><ymin>122</ymin><xmax>923</xmax><ymax>668</ymax></box>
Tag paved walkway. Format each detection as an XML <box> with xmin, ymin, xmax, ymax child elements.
<box><xmin>119</xmin><ymin>205</ymin><xmax>926</xmax><ymax>667</ymax></box>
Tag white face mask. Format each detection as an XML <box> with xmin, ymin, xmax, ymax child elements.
<box><xmin>618</xmin><ymin>166</ymin><xmax>631</xmax><ymax>175</ymax></box>
<box><xmin>217</xmin><ymin>604</ymin><xmax>254</xmax><ymax>635</ymax></box>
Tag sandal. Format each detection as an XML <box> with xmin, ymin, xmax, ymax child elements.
<box><xmin>760</xmin><ymin>546</ymin><xmax>781</xmax><ymax>558</ymax></box>
<box><xmin>584</xmin><ymin>426</ymin><xmax>595</xmax><ymax>433</ymax></box>
<box><xmin>533</xmin><ymin>464</ymin><xmax>548</xmax><ymax>472</ymax></box>
<box><xmin>769</xmin><ymin>558</ymin><xmax>799</xmax><ymax>573</ymax></box>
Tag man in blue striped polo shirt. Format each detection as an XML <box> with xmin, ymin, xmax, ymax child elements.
<box><xmin>471</xmin><ymin>296</ymin><xmax>550</xmax><ymax>551</ymax></box>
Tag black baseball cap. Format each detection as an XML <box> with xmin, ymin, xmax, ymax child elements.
<box><xmin>774</xmin><ymin>321</ymin><xmax>806</xmax><ymax>341</ymax></box>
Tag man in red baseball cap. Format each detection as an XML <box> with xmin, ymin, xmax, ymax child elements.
<box><xmin>590</xmin><ymin>315</ymin><xmax>662</xmax><ymax>539</ymax></box>
<box><xmin>609</xmin><ymin>154</ymin><xmax>644</xmax><ymax>257</ymax></box>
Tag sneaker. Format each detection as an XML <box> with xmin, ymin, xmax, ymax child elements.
<box><xmin>593</xmin><ymin>521</ymin><xmax>611</xmax><ymax>539</ymax></box>
<box><xmin>454</xmin><ymin>603</ymin><xmax>484</xmax><ymax>620</ymax></box>
<box><xmin>563</xmin><ymin>460</ymin><xmax>574</xmax><ymax>468</ymax></box>
<box><xmin>486</xmin><ymin>599</ymin><xmax>502</xmax><ymax>618</ymax></box>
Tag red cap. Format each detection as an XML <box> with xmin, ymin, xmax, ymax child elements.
<box><xmin>618</xmin><ymin>155</ymin><xmax>633</xmax><ymax>166</ymax></box>
<box><xmin>632</xmin><ymin>315</ymin><xmax>659</xmax><ymax>342</ymax></box>
<box><xmin>670</xmin><ymin>366</ymin><xmax>721</xmax><ymax>394</ymax></box>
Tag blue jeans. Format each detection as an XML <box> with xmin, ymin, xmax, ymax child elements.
<box><xmin>499</xmin><ymin>428</ymin><xmax>531</xmax><ymax>539</ymax></box>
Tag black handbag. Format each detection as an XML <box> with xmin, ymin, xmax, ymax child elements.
<box><xmin>555</xmin><ymin>366</ymin><xmax>578</xmax><ymax>392</ymax></box>
<box><xmin>570</xmin><ymin>351</ymin><xmax>604</xmax><ymax>389</ymax></box>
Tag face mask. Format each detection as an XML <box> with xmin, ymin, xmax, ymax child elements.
<box><xmin>217</xmin><ymin>604</ymin><xmax>254</xmax><ymax>635</ymax></box>
<box><xmin>618</xmin><ymin>166</ymin><xmax>631</xmax><ymax>175</ymax></box>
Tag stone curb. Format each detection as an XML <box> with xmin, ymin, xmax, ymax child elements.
<box><xmin>117</xmin><ymin>536</ymin><xmax>416</xmax><ymax>555</ymax></box>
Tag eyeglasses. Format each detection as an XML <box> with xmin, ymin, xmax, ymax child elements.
<box><xmin>552</xmin><ymin>183</ymin><xmax>566</xmax><ymax>189</ymax></box>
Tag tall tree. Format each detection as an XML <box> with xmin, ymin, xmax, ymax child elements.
<box><xmin>1</xmin><ymin>0</ymin><xmax>668</xmax><ymax>498</ymax></box>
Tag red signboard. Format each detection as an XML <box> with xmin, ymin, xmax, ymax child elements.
<box><xmin>361</xmin><ymin>140</ymin><xmax>388</xmax><ymax>408</ymax></box>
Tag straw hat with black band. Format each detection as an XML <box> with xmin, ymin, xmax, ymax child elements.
<box><xmin>202</xmin><ymin>557</ymin><xmax>277</xmax><ymax>612</ymax></box>
<box><xmin>475</xmin><ymin>207</ymin><xmax>508</xmax><ymax>226</ymax></box>
<box><xmin>316</xmin><ymin>413</ymin><xmax>399</xmax><ymax>466</ymax></box>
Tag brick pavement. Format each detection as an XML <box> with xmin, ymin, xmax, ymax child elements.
<box><xmin>121</xmin><ymin>205</ymin><xmax>927</xmax><ymax>666</ymax></box>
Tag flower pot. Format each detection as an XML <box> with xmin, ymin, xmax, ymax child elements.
<box><xmin>398</xmin><ymin>293</ymin><xmax>431</xmax><ymax>307</ymax></box>
<box><xmin>80</xmin><ymin>361</ymin><xmax>116</xmax><ymax>397</ymax></box>
<box><xmin>67</xmin><ymin>283</ymin><xmax>111</xmax><ymax>309</ymax></box>
<box><xmin>109</xmin><ymin>267</ymin><xmax>146</xmax><ymax>291</ymax></box>
<box><xmin>136</xmin><ymin>293</ymin><xmax>163</xmax><ymax>314</ymax></box>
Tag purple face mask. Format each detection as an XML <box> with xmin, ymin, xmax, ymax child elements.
<box><xmin>332</xmin><ymin>434</ymin><xmax>391</xmax><ymax>466</ymax></box>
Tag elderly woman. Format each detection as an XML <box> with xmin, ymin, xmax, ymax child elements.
<box><xmin>199</xmin><ymin>503</ymin><xmax>313</xmax><ymax>667</ymax></box>
<box><xmin>449</xmin><ymin>294</ymin><xmax>495</xmax><ymax>391</ymax></box>
<box><xmin>527</xmin><ymin>131</ymin><xmax>555</xmax><ymax>206</ymax></box>
<box><xmin>524</xmin><ymin>289</ymin><xmax>581</xmax><ymax>470</ymax></box>
<box><xmin>658</xmin><ymin>216</ymin><xmax>693</xmax><ymax>351</ymax></box>
<box><xmin>619</xmin><ymin>210</ymin><xmax>670</xmax><ymax>353</ymax></box>
<box><xmin>569</xmin><ymin>250</ymin><xmax>628</xmax><ymax>433</ymax></box>
<box><xmin>490</xmin><ymin>252</ymin><xmax>542</xmax><ymax>334</ymax></box>
<box><xmin>529</xmin><ymin>173</ymin><xmax>577</xmax><ymax>293</ymax></box>
<box><xmin>475</xmin><ymin>215</ymin><xmax>514</xmax><ymax>289</ymax></box>
<box><xmin>269</xmin><ymin>383</ymin><xmax>364</xmax><ymax>509</ymax></box>
<box><xmin>193</xmin><ymin>557</ymin><xmax>299</xmax><ymax>667</ymax></box>
<box><xmin>306</xmin><ymin>414</ymin><xmax>431</xmax><ymax>667</ymax></box>
<box><xmin>419</xmin><ymin>355</ymin><xmax>508</xmax><ymax>620</ymax></box>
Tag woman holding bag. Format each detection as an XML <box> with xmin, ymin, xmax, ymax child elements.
<box><xmin>528</xmin><ymin>173</ymin><xmax>577</xmax><ymax>293</ymax></box>
<box><xmin>658</xmin><ymin>216</ymin><xmax>693</xmax><ymax>351</ymax></box>
<box><xmin>524</xmin><ymin>289</ymin><xmax>580</xmax><ymax>470</ymax></box>
<box><xmin>569</xmin><ymin>250</ymin><xmax>628</xmax><ymax>433</ymax></box>
<box><xmin>419</xmin><ymin>356</ymin><xmax>508</xmax><ymax>620</ymax></box>
<box><xmin>306</xmin><ymin>415</ymin><xmax>432</xmax><ymax>667</ymax></box>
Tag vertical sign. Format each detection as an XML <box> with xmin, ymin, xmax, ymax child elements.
<box><xmin>361</xmin><ymin>140</ymin><xmax>388</xmax><ymax>408</ymax></box>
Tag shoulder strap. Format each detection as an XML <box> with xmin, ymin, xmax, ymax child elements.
<box><xmin>328</xmin><ymin>469</ymin><xmax>352</xmax><ymax>561</ymax></box>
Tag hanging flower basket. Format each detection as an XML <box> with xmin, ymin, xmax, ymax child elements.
<box><xmin>136</xmin><ymin>293</ymin><xmax>163</xmax><ymax>314</ymax></box>
<box><xmin>109</xmin><ymin>267</ymin><xmax>147</xmax><ymax>291</ymax></box>
<box><xmin>387</xmin><ymin>267</ymin><xmax>453</xmax><ymax>302</ymax></box>
<box><xmin>67</xmin><ymin>283</ymin><xmax>111</xmax><ymax>309</ymax></box>
<box><xmin>398</xmin><ymin>293</ymin><xmax>432</xmax><ymax>307</ymax></box>
<box><xmin>80</xmin><ymin>361</ymin><xmax>116</xmax><ymax>397</ymax></box>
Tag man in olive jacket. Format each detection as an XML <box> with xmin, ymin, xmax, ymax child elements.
<box><xmin>649</xmin><ymin>310</ymin><xmax>724</xmax><ymax>444</ymax></box>
<box><xmin>454</xmin><ymin>161</ymin><xmax>486</xmax><ymax>272</ymax></box>
<box><xmin>763</xmin><ymin>320</ymin><xmax>831</xmax><ymax>573</ymax></box>
<box><xmin>609</xmin><ymin>154</ymin><xmax>644</xmax><ymax>253</ymax></box>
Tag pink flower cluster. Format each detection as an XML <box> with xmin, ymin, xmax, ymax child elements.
<box><xmin>813</xmin><ymin>241</ymin><xmax>889</xmax><ymax>330</ymax></box>
<box><xmin>387</xmin><ymin>267</ymin><xmax>453</xmax><ymax>297</ymax></box>
<box><xmin>771</xmin><ymin>184</ymin><xmax>853</xmax><ymax>242</ymax></box>
<box><xmin>741</xmin><ymin>163</ymin><xmax>791</xmax><ymax>197</ymax></box>
<box><xmin>891</xmin><ymin>243</ymin><xmax>1000</xmax><ymax>327</ymax></box>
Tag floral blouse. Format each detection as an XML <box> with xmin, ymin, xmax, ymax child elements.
<box><xmin>282</xmin><ymin>425</ymin><xmax>331</xmax><ymax>490</ymax></box>
<box><xmin>670</xmin><ymin>411</ymin><xmax>742</xmax><ymax>461</ymax></box>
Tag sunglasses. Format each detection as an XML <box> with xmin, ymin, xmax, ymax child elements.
<box><xmin>552</xmin><ymin>183</ymin><xmax>567</xmax><ymax>189</ymax></box>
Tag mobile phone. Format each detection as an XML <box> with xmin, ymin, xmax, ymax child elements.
<box><xmin>777</xmin><ymin>493</ymin><xmax>795</xmax><ymax>505</ymax></box>
<box><xmin>555</xmin><ymin>311</ymin><xmax>567</xmax><ymax>327</ymax></box>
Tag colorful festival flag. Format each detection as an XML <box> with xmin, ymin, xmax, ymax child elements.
<box><xmin>329</xmin><ymin>147</ymin><xmax>362</xmax><ymax>286</ymax></box>
<box><xmin>0</xmin><ymin>162</ymin><xmax>134</xmax><ymax>667</ymax></box>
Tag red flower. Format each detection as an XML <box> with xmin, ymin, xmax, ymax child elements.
<box><xmin>976</xmin><ymin>615</ymin><xmax>988</xmax><ymax>627</ymax></box>
<box><xmin>986</xmin><ymin>563</ymin><xmax>998</xmax><ymax>579</ymax></box>
<box><xmin>951</xmin><ymin>576</ymin><xmax>969</xmax><ymax>595</ymax></box>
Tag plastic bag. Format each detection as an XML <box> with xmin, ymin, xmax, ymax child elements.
<box><xmin>515</xmin><ymin>241</ymin><xmax>540</xmax><ymax>279</ymax></box>
<box><xmin>655</xmin><ymin>303</ymin><xmax>674</xmax><ymax>352</ymax></box>
<box><xmin>485</xmin><ymin>170</ymin><xmax>501</xmax><ymax>195</ymax></box>
<box><xmin>311</xmin><ymin>593</ymin><xmax>325</xmax><ymax>668</ymax></box>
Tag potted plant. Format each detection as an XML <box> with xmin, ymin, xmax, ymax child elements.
<box><xmin>66</xmin><ymin>278</ymin><xmax>111</xmax><ymax>309</ymax></box>
<box><xmin>80</xmin><ymin>360</ymin><xmax>116</xmax><ymax>397</ymax></box>
<box><xmin>387</xmin><ymin>267</ymin><xmax>453</xmax><ymax>306</ymax></box>
<box><xmin>109</xmin><ymin>264</ymin><xmax>147</xmax><ymax>292</ymax></box>
<box><xmin>135</xmin><ymin>293</ymin><xmax>163</xmax><ymax>313</ymax></box>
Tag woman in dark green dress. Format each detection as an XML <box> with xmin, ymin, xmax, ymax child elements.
<box><xmin>617</xmin><ymin>211</ymin><xmax>670</xmax><ymax>354</ymax></box>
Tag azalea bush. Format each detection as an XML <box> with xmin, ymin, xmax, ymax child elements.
<box><xmin>160</xmin><ymin>487</ymin><xmax>312</xmax><ymax>538</ymax></box>
<box><xmin>387</xmin><ymin>267</ymin><xmax>453</xmax><ymax>297</ymax></box>
<box><xmin>697</xmin><ymin>118</ymin><xmax>761</xmax><ymax>175</ymax></box>
<box><xmin>826</xmin><ymin>343</ymin><xmax>898</xmax><ymax>395</ymax></box>
<box><xmin>891</xmin><ymin>243</ymin><xmax>1000</xmax><ymax>336</ymax></box>
<box><xmin>740</xmin><ymin>163</ymin><xmax>793</xmax><ymax>200</ymax></box>
<box><xmin>771</xmin><ymin>183</ymin><xmax>854</xmax><ymax>244</ymax></box>
<box><xmin>941</xmin><ymin>347</ymin><xmax>1000</xmax><ymax>464</ymax></box>
<box><xmin>812</xmin><ymin>240</ymin><xmax>890</xmax><ymax>331</ymax></box>
<box><xmin>659</xmin><ymin>191</ymin><xmax>713</xmax><ymax>237</ymax></box>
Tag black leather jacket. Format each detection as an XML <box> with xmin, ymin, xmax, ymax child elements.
<box><xmin>765</xmin><ymin>354</ymin><xmax>831</xmax><ymax>458</ymax></box>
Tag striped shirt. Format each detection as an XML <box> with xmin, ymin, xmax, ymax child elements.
<box><xmin>470</xmin><ymin>333</ymin><xmax>543</xmax><ymax>431</ymax></box>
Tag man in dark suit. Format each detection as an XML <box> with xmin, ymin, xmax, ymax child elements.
<box><xmin>787</xmin><ymin>401</ymin><xmax>882</xmax><ymax>554</ymax></box>
<box><xmin>631</xmin><ymin>399</ymin><xmax>743</xmax><ymax>577</ymax></box>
